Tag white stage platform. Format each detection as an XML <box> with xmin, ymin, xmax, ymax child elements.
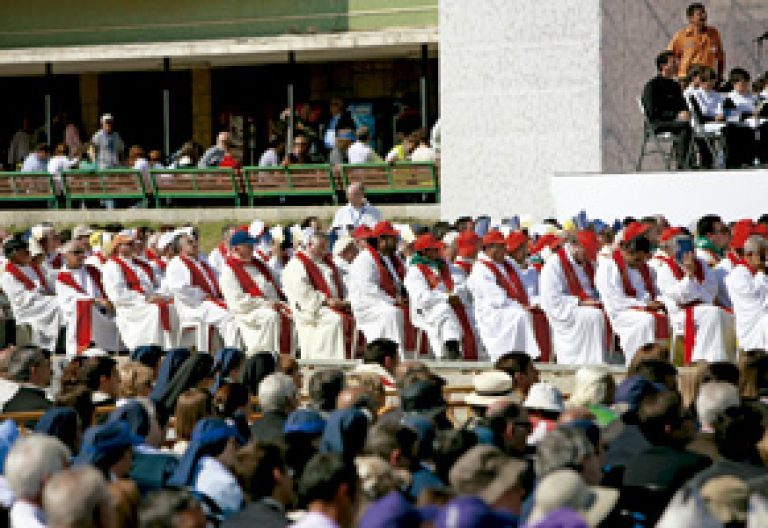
<box><xmin>551</xmin><ymin>169</ymin><xmax>768</xmax><ymax>225</ymax></box>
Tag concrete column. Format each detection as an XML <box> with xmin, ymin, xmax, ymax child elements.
<box><xmin>79</xmin><ymin>73</ymin><xmax>99</xmax><ymax>137</ymax></box>
<box><xmin>192</xmin><ymin>67</ymin><xmax>212</xmax><ymax>148</ymax></box>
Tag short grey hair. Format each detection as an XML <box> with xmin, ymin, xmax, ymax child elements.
<box><xmin>6</xmin><ymin>434</ymin><xmax>70</xmax><ymax>500</ymax></box>
<box><xmin>43</xmin><ymin>466</ymin><xmax>109</xmax><ymax>528</ymax></box>
<box><xmin>258</xmin><ymin>372</ymin><xmax>297</xmax><ymax>413</ymax></box>
<box><xmin>6</xmin><ymin>346</ymin><xmax>46</xmax><ymax>382</ymax></box>
<box><xmin>696</xmin><ymin>382</ymin><xmax>740</xmax><ymax>429</ymax></box>
<box><xmin>744</xmin><ymin>235</ymin><xmax>765</xmax><ymax>255</ymax></box>
<box><xmin>535</xmin><ymin>427</ymin><xmax>594</xmax><ymax>478</ymax></box>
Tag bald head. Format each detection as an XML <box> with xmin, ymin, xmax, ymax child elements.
<box><xmin>346</xmin><ymin>183</ymin><xmax>366</xmax><ymax>208</ymax></box>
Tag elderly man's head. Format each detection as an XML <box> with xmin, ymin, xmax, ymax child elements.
<box><xmin>216</xmin><ymin>131</ymin><xmax>229</xmax><ymax>148</ymax></box>
<box><xmin>6</xmin><ymin>434</ymin><xmax>70</xmax><ymax>503</ymax></box>
<box><xmin>43</xmin><ymin>466</ymin><xmax>114</xmax><ymax>528</ymax></box>
<box><xmin>535</xmin><ymin>426</ymin><xmax>601</xmax><ymax>485</ymax></box>
<box><xmin>62</xmin><ymin>240</ymin><xmax>87</xmax><ymax>269</ymax></box>
<box><xmin>305</xmin><ymin>232</ymin><xmax>329</xmax><ymax>261</ymax></box>
<box><xmin>744</xmin><ymin>236</ymin><xmax>766</xmax><ymax>271</ymax></box>
<box><xmin>346</xmin><ymin>182</ymin><xmax>366</xmax><ymax>208</ymax></box>
<box><xmin>172</xmin><ymin>233</ymin><xmax>198</xmax><ymax>258</ymax></box>
<box><xmin>259</xmin><ymin>373</ymin><xmax>298</xmax><ymax>414</ymax></box>
<box><xmin>696</xmin><ymin>382</ymin><xmax>740</xmax><ymax>432</ymax></box>
<box><xmin>7</xmin><ymin>346</ymin><xmax>51</xmax><ymax>387</ymax></box>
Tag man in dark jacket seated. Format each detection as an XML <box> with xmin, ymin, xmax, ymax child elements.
<box><xmin>641</xmin><ymin>50</ymin><xmax>693</xmax><ymax>169</ymax></box>
<box><xmin>3</xmin><ymin>346</ymin><xmax>52</xmax><ymax>413</ymax></box>
<box><xmin>250</xmin><ymin>373</ymin><xmax>297</xmax><ymax>445</ymax></box>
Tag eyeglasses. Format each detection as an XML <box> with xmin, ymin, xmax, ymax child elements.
<box><xmin>71</xmin><ymin>250</ymin><xmax>85</xmax><ymax>256</ymax></box>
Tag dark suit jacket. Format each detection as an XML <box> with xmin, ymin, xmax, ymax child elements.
<box><xmin>686</xmin><ymin>458</ymin><xmax>767</xmax><ymax>488</ymax></box>
<box><xmin>604</xmin><ymin>421</ymin><xmax>650</xmax><ymax>469</ymax></box>
<box><xmin>250</xmin><ymin>410</ymin><xmax>288</xmax><ymax>445</ymax></box>
<box><xmin>4</xmin><ymin>387</ymin><xmax>51</xmax><ymax>413</ymax></box>
<box><xmin>622</xmin><ymin>445</ymin><xmax>711</xmax><ymax>495</ymax></box>
<box><xmin>222</xmin><ymin>499</ymin><xmax>287</xmax><ymax>528</ymax></box>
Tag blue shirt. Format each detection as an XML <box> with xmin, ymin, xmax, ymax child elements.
<box><xmin>406</xmin><ymin>464</ymin><xmax>445</xmax><ymax>501</ymax></box>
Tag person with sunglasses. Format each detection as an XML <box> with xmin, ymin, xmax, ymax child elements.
<box><xmin>725</xmin><ymin>235</ymin><xmax>768</xmax><ymax>350</ymax></box>
<box><xmin>55</xmin><ymin>239</ymin><xmax>119</xmax><ymax>357</ymax></box>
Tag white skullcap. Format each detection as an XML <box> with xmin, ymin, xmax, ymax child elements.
<box><xmin>30</xmin><ymin>224</ymin><xmax>53</xmax><ymax>241</ymax></box>
<box><xmin>269</xmin><ymin>225</ymin><xmax>284</xmax><ymax>244</ymax></box>
<box><xmin>394</xmin><ymin>224</ymin><xmax>416</xmax><ymax>244</ymax></box>
<box><xmin>332</xmin><ymin>236</ymin><xmax>355</xmax><ymax>258</ymax></box>
<box><xmin>177</xmin><ymin>226</ymin><xmax>195</xmax><ymax>238</ymax></box>
<box><xmin>28</xmin><ymin>238</ymin><xmax>44</xmax><ymax>257</ymax></box>
<box><xmin>249</xmin><ymin>220</ymin><xmax>266</xmax><ymax>238</ymax></box>
<box><xmin>442</xmin><ymin>230</ymin><xmax>460</xmax><ymax>246</ymax></box>
<box><xmin>290</xmin><ymin>224</ymin><xmax>303</xmax><ymax>246</ymax></box>
<box><xmin>300</xmin><ymin>227</ymin><xmax>316</xmax><ymax>247</ymax></box>
<box><xmin>157</xmin><ymin>231</ymin><xmax>177</xmax><ymax>251</ymax></box>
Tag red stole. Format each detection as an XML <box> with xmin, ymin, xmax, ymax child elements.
<box><xmin>145</xmin><ymin>248</ymin><xmax>158</xmax><ymax>260</ymax></box>
<box><xmin>726</xmin><ymin>251</ymin><xmax>742</xmax><ymax>267</ymax></box>
<box><xmin>179</xmin><ymin>256</ymin><xmax>224</xmax><ymax>302</ymax></box>
<box><xmin>57</xmin><ymin>266</ymin><xmax>106</xmax><ymax>354</ymax></box>
<box><xmin>657</xmin><ymin>255</ymin><xmax>705</xmax><ymax>364</ymax></box>
<box><xmin>454</xmin><ymin>259</ymin><xmax>473</xmax><ymax>274</ymax></box>
<box><xmin>111</xmin><ymin>256</ymin><xmax>171</xmax><ymax>332</ymax></box>
<box><xmin>49</xmin><ymin>253</ymin><xmax>63</xmax><ymax>270</ymax></box>
<box><xmin>226</xmin><ymin>256</ymin><xmax>292</xmax><ymax>354</ymax></box>
<box><xmin>366</xmin><ymin>247</ymin><xmax>403</xmax><ymax>298</ymax></box>
<box><xmin>132</xmin><ymin>257</ymin><xmax>156</xmax><ymax>286</ymax></box>
<box><xmin>218</xmin><ymin>243</ymin><xmax>228</xmax><ymax>257</ymax></box>
<box><xmin>611</xmin><ymin>250</ymin><xmax>669</xmax><ymax>340</ymax></box>
<box><xmin>5</xmin><ymin>262</ymin><xmax>37</xmax><ymax>291</ymax></box>
<box><xmin>92</xmin><ymin>252</ymin><xmax>107</xmax><ymax>265</ymax></box>
<box><xmin>414</xmin><ymin>262</ymin><xmax>479</xmax><ymax>360</ymax></box>
<box><xmin>556</xmin><ymin>248</ymin><xmax>590</xmax><ymax>301</ymax></box>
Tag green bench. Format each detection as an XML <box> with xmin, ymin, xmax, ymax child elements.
<box><xmin>241</xmin><ymin>164</ymin><xmax>337</xmax><ymax>206</ymax></box>
<box><xmin>61</xmin><ymin>169</ymin><xmax>147</xmax><ymax>208</ymax></box>
<box><xmin>340</xmin><ymin>162</ymin><xmax>439</xmax><ymax>199</ymax></box>
<box><xmin>0</xmin><ymin>172</ymin><xmax>57</xmax><ymax>208</ymax></box>
<box><xmin>149</xmin><ymin>168</ymin><xmax>240</xmax><ymax>207</ymax></box>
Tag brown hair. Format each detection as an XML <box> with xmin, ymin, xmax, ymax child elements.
<box><xmin>126</xmin><ymin>145</ymin><xmax>145</xmax><ymax>167</ymax></box>
<box><xmin>108</xmin><ymin>479</ymin><xmax>140</xmax><ymax>528</ymax></box>
<box><xmin>174</xmin><ymin>388</ymin><xmax>211</xmax><ymax>441</ymax></box>
<box><xmin>119</xmin><ymin>361</ymin><xmax>154</xmax><ymax>398</ymax></box>
<box><xmin>739</xmin><ymin>349</ymin><xmax>768</xmax><ymax>400</ymax></box>
<box><xmin>628</xmin><ymin>343</ymin><xmax>669</xmax><ymax>375</ymax></box>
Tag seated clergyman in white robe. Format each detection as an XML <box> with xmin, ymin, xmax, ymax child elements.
<box><xmin>539</xmin><ymin>241</ymin><xmax>607</xmax><ymax>365</ymax></box>
<box><xmin>654</xmin><ymin>228</ymin><xmax>735</xmax><ymax>363</ymax></box>
<box><xmin>466</xmin><ymin>231</ymin><xmax>540</xmax><ymax>362</ymax></box>
<box><xmin>725</xmin><ymin>235</ymin><xmax>768</xmax><ymax>350</ymax></box>
<box><xmin>102</xmin><ymin>234</ymin><xmax>180</xmax><ymax>350</ymax></box>
<box><xmin>55</xmin><ymin>240</ymin><xmax>120</xmax><ymax>356</ymax></box>
<box><xmin>165</xmin><ymin>233</ymin><xmax>238</xmax><ymax>351</ymax></box>
<box><xmin>1</xmin><ymin>238</ymin><xmax>62</xmax><ymax>352</ymax></box>
<box><xmin>281</xmin><ymin>233</ymin><xmax>348</xmax><ymax>360</ymax></box>
<box><xmin>404</xmin><ymin>234</ymin><xmax>478</xmax><ymax>360</ymax></box>
<box><xmin>595</xmin><ymin>222</ymin><xmax>669</xmax><ymax>366</ymax></box>
<box><xmin>219</xmin><ymin>230</ymin><xmax>295</xmax><ymax>356</ymax></box>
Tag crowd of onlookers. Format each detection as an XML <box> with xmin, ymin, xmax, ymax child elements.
<box><xmin>0</xmin><ymin>341</ymin><xmax>767</xmax><ymax>528</ymax></box>
<box><xmin>643</xmin><ymin>2</ymin><xmax>768</xmax><ymax>170</ymax></box>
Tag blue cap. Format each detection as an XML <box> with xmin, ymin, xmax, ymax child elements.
<box><xmin>338</xmin><ymin>130</ymin><xmax>356</xmax><ymax>141</ymax></box>
<box><xmin>75</xmin><ymin>421</ymin><xmax>143</xmax><ymax>467</ymax></box>
<box><xmin>0</xmin><ymin>420</ymin><xmax>19</xmax><ymax>473</ymax></box>
<box><xmin>108</xmin><ymin>401</ymin><xmax>150</xmax><ymax>438</ymax></box>
<box><xmin>359</xmin><ymin>491</ymin><xmax>435</xmax><ymax>528</ymax></box>
<box><xmin>168</xmin><ymin>418</ymin><xmax>246</xmax><ymax>487</ymax></box>
<box><xmin>130</xmin><ymin>346</ymin><xmax>162</xmax><ymax>369</ymax></box>
<box><xmin>285</xmin><ymin>409</ymin><xmax>326</xmax><ymax>435</ymax></box>
<box><xmin>434</xmin><ymin>496</ymin><xmax>517</xmax><ymax>528</ymax></box>
<box><xmin>230</xmin><ymin>231</ymin><xmax>258</xmax><ymax>247</ymax></box>
<box><xmin>614</xmin><ymin>375</ymin><xmax>665</xmax><ymax>411</ymax></box>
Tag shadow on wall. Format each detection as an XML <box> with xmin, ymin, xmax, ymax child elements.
<box><xmin>600</xmin><ymin>0</ymin><xmax>768</xmax><ymax>173</ymax></box>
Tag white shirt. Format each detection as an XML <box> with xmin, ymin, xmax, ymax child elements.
<box><xmin>347</xmin><ymin>141</ymin><xmax>375</xmax><ymax>164</ymax></box>
<box><xmin>259</xmin><ymin>148</ymin><xmax>280</xmax><ymax>167</ymax></box>
<box><xmin>291</xmin><ymin>511</ymin><xmax>340</xmax><ymax>528</ymax></box>
<box><xmin>47</xmin><ymin>155</ymin><xmax>77</xmax><ymax>178</ymax></box>
<box><xmin>10</xmin><ymin>500</ymin><xmax>46</xmax><ymax>528</ymax></box>
<box><xmin>331</xmin><ymin>201</ymin><xmax>382</xmax><ymax>230</ymax></box>
<box><xmin>718</xmin><ymin>91</ymin><xmax>757</xmax><ymax>116</ymax></box>
<box><xmin>194</xmin><ymin>456</ymin><xmax>244</xmax><ymax>519</ymax></box>
<box><xmin>410</xmin><ymin>145</ymin><xmax>436</xmax><ymax>162</ymax></box>
<box><xmin>692</xmin><ymin>89</ymin><xmax>723</xmax><ymax>119</ymax></box>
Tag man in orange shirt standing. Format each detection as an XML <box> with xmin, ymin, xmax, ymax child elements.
<box><xmin>667</xmin><ymin>3</ymin><xmax>725</xmax><ymax>80</ymax></box>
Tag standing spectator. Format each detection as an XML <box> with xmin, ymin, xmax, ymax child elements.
<box><xmin>667</xmin><ymin>3</ymin><xmax>725</xmax><ymax>80</ymax></box>
<box><xmin>21</xmin><ymin>144</ymin><xmax>50</xmax><ymax>173</ymax></box>
<box><xmin>63</xmin><ymin>114</ymin><xmax>82</xmax><ymax>156</ymax></box>
<box><xmin>347</xmin><ymin>127</ymin><xmax>376</xmax><ymax>164</ymax></box>
<box><xmin>641</xmin><ymin>51</ymin><xmax>693</xmax><ymax>169</ymax></box>
<box><xmin>324</xmin><ymin>97</ymin><xmax>354</xmax><ymax>151</ymax></box>
<box><xmin>410</xmin><ymin>129</ymin><xmax>437</xmax><ymax>162</ymax></box>
<box><xmin>198</xmin><ymin>131</ymin><xmax>229</xmax><ymax>168</ymax></box>
<box><xmin>6</xmin><ymin>434</ymin><xmax>70</xmax><ymax>528</ymax></box>
<box><xmin>330</xmin><ymin>182</ymin><xmax>383</xmax><ymax>230</ymax></box>
<box><xmin>258</xmin><ymin>136</ymin><xmax>285</xmax><ymax>167</ymax></box>
<box><xmin>91</xmin><ymin>114</ymin><xmax>124</xmax><ymax>169</ymax></box>
<box><xmin>7</xmin><ymin>116</ymin><xmax>32</xmax><ymax>168</ymax></box>
<box><xmin>43</xmin><ymin>466</ymin><xmax>115</xmax><ymax>528</ymax></box>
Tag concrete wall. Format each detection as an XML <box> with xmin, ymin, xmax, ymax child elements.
<box><xmin>439</xmin><ymin>0</ymin><xmax>602</xmax><ymax>220</ymax></box>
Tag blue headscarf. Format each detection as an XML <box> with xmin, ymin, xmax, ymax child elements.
<box><xmin>150</xmin><ymin>348</ymin><xmax>191</xmax><ymax>403</ymax></box>
<box><xmin>285</xmin><ymin>409</ymin><xmax>326</xmax><ymax>436</ymax></box>
<box><xmin>320</xmin><ymin>407</ymin><xmax>369</xmax><ymax>462</ymax></box>
<box><xmin>0</xmin><ymin>420</ymin><xmax>19</xmax><ymax>473</ymax></box>
<box><xmin>154</xmin><ymin>353</ymin><xmax>214</xmax><ymax>425</ymax></box>
<box><xmin>210</xmin><ymin>348</ymin><xmax>245</xmax><ymax>394</ymax></box>
<box><xmin>74</xmin><ymin>421</ymin><xmax>143</xmax><ymax>469</ymax></box>
<box><xmin>108</xmin><ymin>400</ymin><xmax>150</xmax><ymax>438</ymax></box>
<box><xmin>34</xmin><ymin>408</ymin><xmax>79</xmax><ymax>453</ymax></box>
<box><xmin>168</xmin><ymin>417</ymin><xmax>245</xmax><ymax>487</ymax></box>
<box><xmin>130</xmin><ymin>345</ymin><xmax>162</xmax><ymax>370</ymax></box>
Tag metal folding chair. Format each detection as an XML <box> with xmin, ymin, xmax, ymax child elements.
<box><xmin>687</xmin><ymin>95</ymin><xmax>724</xmax><ymax>168</ymax></box>
<box><xmin>636</xmin><ymin>98</ymin><xmax>676</xmax><ymax>171</ymax></box>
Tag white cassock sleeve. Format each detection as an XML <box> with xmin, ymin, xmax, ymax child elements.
<box><xmin>726</xmin><ymin>268</ymin><xmax>768</xmax><ymax>311</ymax></box>
<box><xmin>467</xmin><ymin>261</ymin><xmax>523</xmax><ymax>310</ymax></box>
<box><xmin>349</xmin><ymin>251</ymin><xmax>396</xmax><ymax>306</ymax></box>
<box><xmin>1</xmin><ymin>271</ymin><xmax>46</xmax><ymax>312</ymax></box>
<box><xmin>656</xmin><ymin>260</ymin><xmax>716</xmax><ymax>307</ymax></box>
<box><xmin>219</xmin><ymin>265</ymin><xmax>274</xmax><ymax>314</ymax></box>
<box><xmin>539</xmin><ymin>257</ymin><xmax>580</xmax><ymax>322</ymax></box>
<box><xmin>595</xmin><ymin>259</ymin><xmax>646</xmax><ymax>312</ymax></box>
<box><xmin>449</xmin><ymin>265</ymin><xmax>472</xmax><ymax>306</ymax></box>
<box><xmin>101</xmin><ymin>261</ymin><xmax>147</xmax><ymax>307</ymax></box>
<box><xmin>282</xmin><ymin>258</ymin><xmax>326</xmax><ymax>319</ymax></box>
<box><xmin>55</xmin><ymin>275</ymin><xmax>92</xmax><ymax>318</ymax></box>
<box><xmin>165</xmin><ymin>258</ymin><xmax>207</xmax><ymax>308</ymax></box>
<box><xmin>208</xmin><ymin>248</ymin><xmax>225</xmax><ymax>274</ymax></box>
<box><xmin>404</xmin><ymin>266</ymin><xmax>449</xmax><ymax>312</ymax></box>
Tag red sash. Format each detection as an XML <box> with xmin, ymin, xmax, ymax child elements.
<box><xmin>657</xmin><ymin>255</ymin><xmax>706</xmax><ymax>363</ymax></box>
<box><xmin>218</xmin><ymin>243</ymin><xmax>228</xmax><ymax>257</ymax></box>
<box><xmin>132</xmin><ymin>257</ymin><xmax>156</xmax><ymax>286</ymax></box>
<box><xmin>415</xmin><ymin>263</ymin><xmax>479</xmax><ymax>360</ymax></box>
<box><xmin>612</xmin><ymin>250</ymin><xmax>669</xmax><ymax>341</ymax></box>
<box><xmin>111</xmin><ymin>256</ymin><xmax>170</xmax><ymax>333</ymax></box>
<box><xmin>366</xmin><ymin>246</ymin><xmax>401</xmax><ymax>298</ymax></box>
<box><xmin>556</xmin><ymin>248</ymin><xmax>589</xmax><ymax>301</ymax></box>
<box><xmin>92</xmin><ymin>252</ymin><xmax>107</xmax><ymax>265</ymax></box>
<box><xmin>726</xmin><ymin>251</ymin><xmax>742</xmax><ymax>267</ymax></box>
<box><xmin>226</xmin><ymin>256</ymin><xmax>292</xmax><ymax>354</ymax></box>
<box><xmin>454</xmin><ymin>259</ymin><xmax>473</xmax><ymax>274</ymax></box>
<box><xmin>57</xmin><ymin>268</ymin><xmax>106</xmax><ymax>354</ymax></box>
<box><xmin>5</xmin><ymin>262</ymin><xmax>37</xmax><ymax>291</ymax></box>
<box><xmin>145</xmin><ymin>248</ymin><xmax>158</xmax><ymax>260</ymax></box>
<box><xmin>179</xmin><ymin>256</ymin><xmax>224</xmax><ymax>302</ymax></box>
<box><xmin>49</xmin><ymin>253</ymin><xmax>63</xmax><ymax>270</ymax></box>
